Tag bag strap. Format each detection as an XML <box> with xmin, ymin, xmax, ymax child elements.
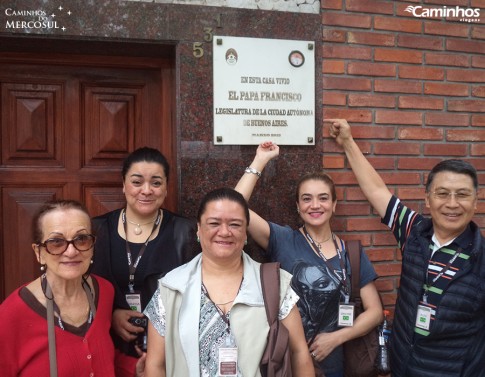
<box><xmin>260</xmin><ymin>262</ymin><xmax>281</xmax><ymax>326</ymax></box>
<box><xmin>346</xmin><ymin>240</ymin><xmax>362</xmax><ymax>302</ymax></box>
<box><xmin>45</xmin><ymin>282</ymin><xmax>59</xmax><ymax>377</ymax></box>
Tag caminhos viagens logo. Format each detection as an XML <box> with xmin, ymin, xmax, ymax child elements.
<box><xmin>404</xmin><ymin>5</ymin><xmax>481</xmax><ymax>23</ymax></box>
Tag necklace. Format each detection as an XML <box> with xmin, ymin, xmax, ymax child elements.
<box><xmin>307</xmin><ymin>231</ymin><xmax>332</xmax><ymax>249</ymax></box>
<box><xmin>127</xmin><ymin>216</ymin><xmax>157</xmax><ymax>235</ymax></box>
<box><xmin>41</xmin><ymin>275</ymin><xmax>95</xmax><ymax>331</ymax></box>
<box><xmin>314</xmin><ymin>234</ymin><xmax>332</xmax><ymax>249</ymax></box>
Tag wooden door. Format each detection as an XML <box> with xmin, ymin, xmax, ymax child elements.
<box><xmin>0</xmin><ymin>53</ymin><xmax>175</xmax><ymax>300</ymax></box>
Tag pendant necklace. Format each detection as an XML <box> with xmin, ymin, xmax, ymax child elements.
<box><xmin>126</xmin><ymin>214</ymin><xmax>157</xmax><ymax>235</ymax></box>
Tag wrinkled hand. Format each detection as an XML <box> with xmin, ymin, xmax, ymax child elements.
<box><xmin>324</xmin><ymin>119</ymin><xmax>352</xmax><ymax>145</ymax></box>
<box><xmin>308</xmin><ymin>331</ymin><xmax>341</xmax><ymax>362</ymax></box>
<box><xmin>255</xmin><ymin>141</ymin><xmax>279</xmax><ymax>164</ymax></box>
<box><xmin>112</xmin><ymin>308</ymin><xmax>145</xmax><ymax>342</ymax></box>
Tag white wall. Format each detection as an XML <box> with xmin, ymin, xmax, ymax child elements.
<box><xmin>130</xmin><ymin>0</ymin><xmax>320</xmax><ymax>14</ymax></box>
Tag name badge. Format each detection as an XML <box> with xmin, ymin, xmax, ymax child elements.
<box><xmin>218</xmin><ymin>347</ymin><xmax>238</xmax><ymax>376</ymax></box>
<box><xmin>415</xmin><ymin>305</ymin><xmax>432</xmax><ymax>330</ymax></box>
<box><xmin>338</xmin><ymin>303</ymin><xmax>355</xmax><ymax>327</ymax></box>
<box><xmin>126</xmin><ymin>293</ymin><xmax>142</xmax><ymax>312</ymax></box>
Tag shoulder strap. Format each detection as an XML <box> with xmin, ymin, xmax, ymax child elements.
<box><xmin>260</xmin><ymin>262</ymin><xmax>281</xmax><ymax>325</ymax></box>
<box><xmin>346</xmin><ymin>240</ymin><xmax>361</xmax><ymax>302</ymax></box>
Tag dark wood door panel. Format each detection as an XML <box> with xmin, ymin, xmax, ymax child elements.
<box><xmin>0</xmin><ymin>54</ymin><xmax>174</xmax><ymax>300</ymax></box>
<box><xmin>1</xmin><ymin>187</ymin><xmax>62</xmax><ymax>296</ymax></box>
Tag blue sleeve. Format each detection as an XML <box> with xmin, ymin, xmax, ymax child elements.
<box><xmin>359</xmin><ymin>248</ymin><xmax>378</xmax><ymax>288</ymax></box>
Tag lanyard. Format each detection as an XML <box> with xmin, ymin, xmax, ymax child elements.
<box><xmin>422</xmin><ymin>246</ymin><xmax>462</xmax><ymax>303</ymax></box>
<box><xmin>302</xmin><ymin>225</ymin><xmax>350</xmax><ymax>299</ymax></box>
<box><xmin>122</xmin><ymin>208</ymin><xmax>161</xmax><ymax>292</ymax></box>
<box><xmin>201</xmin><ymin>278</ymin><xmax>243</xmax><ymax>334</ymax></box>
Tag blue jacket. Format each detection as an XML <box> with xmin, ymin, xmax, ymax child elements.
<box><xmin>390</xmin><ymin>219</ymin><xmax>485</xmax><ymax>377</ymax></box>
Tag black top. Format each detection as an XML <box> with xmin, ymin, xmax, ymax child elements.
<box><xmin>92</xmin><ymin>208</ymin><xmax>198</xmax><ymax>356</ymax></box>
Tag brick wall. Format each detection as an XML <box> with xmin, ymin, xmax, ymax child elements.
<box><xmin>321</xmin><ymin>0</ymin><xmax>485</xmax><ymax>314</ymax></box>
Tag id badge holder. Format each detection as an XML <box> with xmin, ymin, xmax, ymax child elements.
<box><xmin>415</xmin><ymin>304</ymin><xmax>432</xmax><ymax>330</ymax></box>
<box><xmin>338</xmin><ymin>302</ymin><xmax>355</xmax><ymax>327</ymax></box>
<box><xmin>218</xmin><ymin>334</ymin><xmax>238</xmax><ymax>377</ymax></box>
<box><xmin>125</xmin><ymin>292</ymin><xmax>142</xmax><ymax>312</ymax></box>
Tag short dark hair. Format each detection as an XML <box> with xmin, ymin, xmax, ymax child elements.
<box><xmin>197</xmin><ymin>188</ymin><xmax>250</xmax><ymax>225</ymax></box>
<box><xmin>426</xmin><ymin>159</ymin><xmax>478</xmax><ymax>192</ymax></box>
<box><xmin>295</xmin><ymin>172</ymin><xmax>337</xmax><ymax>202</ymax></box>
<box><xmin>121</xmin><ymin>147</ymin><xmax>170</xmax><ymax>182</ymax></box>
<box><xmin>32</xmin><ymin>199</ymin><xmax>92</xmax><ymax>244</ymax></box>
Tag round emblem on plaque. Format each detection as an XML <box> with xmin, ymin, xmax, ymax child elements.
<box><xmin>289</xmin><ymin>50</ymin><xmax>305</xmax><ymax>67</ymax></box>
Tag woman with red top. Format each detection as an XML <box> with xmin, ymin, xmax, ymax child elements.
<box><xmin>0</xmin><ymin>200</ymin><xmax>145</xmax><ymax>377</ymax></box>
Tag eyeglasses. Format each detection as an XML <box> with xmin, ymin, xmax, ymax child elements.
<box><xmin>38</xmin><ymin>234</ymin><xmax>96</xmax><ymax>255</ymax></box>
<box><xmin>430</xmin><ymin>190</ymin><xmax>475</xmax><ymax>202</ymax></box>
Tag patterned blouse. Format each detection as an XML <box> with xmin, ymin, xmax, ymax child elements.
<box><xmin>145</xmin><ymin>283</ymin><xmax>299</xmax><ymax>376</ymax></box>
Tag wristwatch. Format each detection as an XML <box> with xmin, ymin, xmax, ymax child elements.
<box><xmin>245</xmin><ymin>166</ymin><xmax>261</xmax><ymax>178</ymax></box>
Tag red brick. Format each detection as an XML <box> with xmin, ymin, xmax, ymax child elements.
<box><xmin>322</xmin><ymin>13</ymin><xmax>372</xmax><ymax>28</ymax></box>
<box><xmin>471</xmin><ymin>25</ymin><xmax>485</xmax><ymax>40</ymax></box>
<box><xmin>323</xmin><ymin>92</ymin><xmax>347</xmax><ymax>105</ymax></box>
<box><xmin>472</xmin><ymin>56</ymin><xmax>485</xmax><ymax>69</ymax></box>
<box><xmin>380</xmin><ymin>291</ymin><xmax>398</xmax><ymax>306</ymax></box>
<box><xmin>398</xmin><ymin>127</ymin><xmax>444</xmax><ymax>140</ymax></box>
<box><xmin>375</xmin><ymin>79</ymin><xmax>422</xmax><ymax>94</ymax></box>
<box><xmin>447</xmin><ymin>39</ymin><xmax>485</xmax><ymax>54</ymax></box>
<box><xmin>374</xmin><ymin>233</ymin><xmax>399</xmax><ymax>246</ymax></box>
<box><xmin>374</xmin><ymin>263</ymin><xmax>402</xmax><ymax>277</ymax></box>
<box><xmin>447</xmin><ymin>130</ymin><xmax>485</xmax><ymax>141</ymax></box>
<box><xmin>398</xmin><ymin>96</ymin><xmax>444</xmax><ymax>110</ymax></box>
<box><xmin>346</xmin><ymin>0</ymin><xmax>394</xmax><ymax>14</ymax></box>
<box><xmin>425</xmin><ymin>52</ymin><xmax>469</xmax><ymax>67</ymax></box>
<box><xmin>425</xmin><ymin>0</ymin><xmax>470</xmax><ymax>5</ymax></box>
<box><xmin>397</xmin><ymin>158</ymin><xmax>443</xmax><ymax>171</ymax></box>
<box><xmin>424</xmin><ymin>82</ymin><xmax>469</xmax><ymax>96</ymax></box>
<box><xmin>348</xmin><ymin>31</ymin><xmax>395</xmax><ymax>46</ymax></box>
<box><xmin>374</xmin><ymin>143</ymin><xmax>421</xmax><ymax>155</ymax></box>
<box><xmin>472</xmin><ymin>115</ymin><xmax>485</xmax><ymax>126</ymax></box>
<box><xmin>424</xmin><ymin>144</ymin><xmax>467</xmax><ymax>156</ymax></box>
<box><xmin>471</xmin><ymin>0</ymin><xmax>484</xmax><ymax>7</ymax></box>
<box><xmin>399</xmin><ymin>66</ymin><xmax>444</xmax><ymax>80</ymax></box>
<box><xmin>448</xmin><ymin>100</ymin><xmax>484</xmax><ymax>112</ymax></box>
<box><xmin>322</xmin><ymin>29</ymin><xmax>346</xmax><ymax>42</ymax></box>
<box><xmin>376</xmin><ymin>110</ymin><xmax>422</xmax><ymax>125</ymax></box>
<box><xmin>323</xmin><ymin>44</ymin><xmax>372</xmax><ymax>60</ymax></box>
<box><xmin>322</xmin><ymin>60</ymin><xmax>345</xmax><ymax>74</ymax></box>
<box><xmin>321</xmin><ymin>0</ymin><xmax>343</xmax><ymax>9</ymax></box>
<box><xmin>336</xmin><ymin>233</ymin><xmax>373</xmax><ymax>246</ymax></box>
<box><xmin>323</xmin><ymin>108</ymin><xmax>373</xmax><ymax>123</ymax></box>
<box><xmin>334</xmin><ymin>202</ymin><xmax>372</xmax><ymax>216</ymax></box>
<box><xmin>424</xmin><ymin>21</ymin><xmax>469</xmax><ymax>37</ymax></box>
<box><xmin>366</xmin><ymin>248</ymin><xmax>397</xmax><ymax>262</ymax></box>
<box><xmin>347</xmin><ymin>125</ymin><xmax>395</xmax><ymax>139</ymax></box>
<box><xmin>471</xmin><ymin>144</ymin><xmax>485</xmax><ymax>156</ymax></box>
<box><xmin>366</xmin><ymin>157</ymin><xmax>396</xmax><ymax>169</ymax></box>
<box><xmin>472</xmin><ymin>86</ymin><xmax>485</xmax><ymax>98</ymax></box>
<box><xmin>448</xmin><ymin>69</ymin><xmax>485</xmax><ymax>83</ymax></box>
<box><xmin>425</xmin><ymin>113</ymin><xmax>470</xmax><ymax>126</ymax></box>
<box><xmin>347</xmin><ymin>217</ymin><xmax>389</xmax><ymax>231</ymax></box>
<box><xmin>348</xmin><ymin>62</ymin><xmax>396</xmax><ymax>77</ymax></box>
<box><xmin>349</xmin><ymin>94</ymin><xmax>396</xmax><ymax>108</ymax></box>
<box><xmin>323</xmin><ymin>76</ymin><xmax>371</xmax><ymax>91</ymax></box>
<box><xmin>374</xmin><ymin>15</ymin><xmax>422</xmax><ymax>34</ymax></box>
<box><xmin>375</xmin><ymin>48</ymin><xmax>422</xmax><ymax>64</ymax></box>
<box><xmin>397</xmin><ymin>34</ymin><xmax>443</xmax><ymax>50</ymax></box>
<box><xmin>323</xmin><ymin>155</ymin><xmax>345</xmax><ymax>169</ymax></box>
<box><xmin>396</xmin><ymin>186</ymin><xmax>428</xmax><ymax>200</ymax></box>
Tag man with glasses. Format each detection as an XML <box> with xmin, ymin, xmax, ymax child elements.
<box><xmin>326</xmin><ymin>119</ymin><xmax>484</xmax><ymax>377</ymax></box>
